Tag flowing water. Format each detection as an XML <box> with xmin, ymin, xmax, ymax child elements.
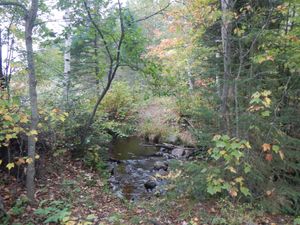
<box><xmin>109</xmin><ymin>137</ymin><xmax>168</xmax><ymax>200</ymax></box>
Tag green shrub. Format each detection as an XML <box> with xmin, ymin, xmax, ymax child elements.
<box><xmin>167</xmin><ymin>160</ymin><xmax>209</xmax><ymax>200</ymax></box>
<box><xmin>206</xmin><ymin>135</ymin><xmax>252</xmax><ymax>198</ymax></box>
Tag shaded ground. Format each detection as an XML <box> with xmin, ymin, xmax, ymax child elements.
<box><xmin>0</xmin><ymin>153</ymin><xmax>293</xmax><ymax>225</ymax></box>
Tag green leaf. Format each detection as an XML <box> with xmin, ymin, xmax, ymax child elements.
<box><xmin>272</xmin><ymin>145</ymin><xmax>280</xmax><ymax>153</ymax></box>
<box><xmin>261</xmin><ymin>110</ymin><xmax>271</xmax><ymax>117</ymax></box>
<box><xmin>240</xmin><ymin>187</ymin><xmax>251</xmax><ymax>196</ymax></box>
<box><xmin>216</xmin><ymin>142</ymin><xmax>226</xmax><ymax>148</ymax></box>
<box><xmin>244</xmin><ymin>164</ymin><xmax>251</xmax><ymax>174</ymax></box>
<box><xmin>293</xmin><ymin>217</ymin><xmax>300</xmax><ymax>225</ymax></box>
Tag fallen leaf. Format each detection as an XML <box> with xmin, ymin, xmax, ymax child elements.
<box><xmin>229</xmin><ymin>189</ymin><xmax>238</xmax><ymax>197</ymax></box>
<box><xmin>265</xmin><ymin>153</ymin><xmax>273</xmax><ymax>161</ymax></box>
<box><xmin>279</xmin><ymin>150</ymin><xmax>284</xmax><ymax>160</ymax></box>
<box><xmin>262</xmin><ymin>143</ymin><xmax>271</xmax><ymax>152</ymax></box>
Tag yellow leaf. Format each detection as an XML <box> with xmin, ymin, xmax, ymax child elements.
<box><xmin>20</xmin><ymin>115</ymin><xmax>29</xmax><ymax>123</ymax></box>
<box><xmin>28</xmin><ymin>130</ymin><xmax>38</xmax><ymax>136</ymax></box>
<box><xmin>59</xmin><ymin>116</ymin><xmax>66</xmax><ymax>122</ymax></box>
<box><xmin>213</xmin><ymin>135</ymin><xmax>221</xmax><ymax>141</ymax></box>
<box><xmin>244</xmin><ymin>141</ymin><xmax>251</xmax><ymax>149</ymax></box>
<box><xmin>35</xmin><ymin>154</ymin><xmax>40</xmax><ymax>160</ymax></box>
<box><xmin>5</xmin><ymin>134</ymin><xmax>13</xmax><ymax>140</ymax></box>
<box><xmin>26</xmin><ymin>158</ymin><xmax>33</xmax><ymax>164</ymax></box>
<box><xmin>235</xmin><ymin>176</ymin><xmax>244</xmax><ymax>183</ymax></box>
<box><xmin>65</xmin><ymin>221</ymin><xmax>77</xmax><ymax>225</ymax></box>
<box><xmin>0</xmin><ymin>159</ymin><xmax>2</xmax><ymax>165</ymax></box>
<box><xmin>279</xmin><ymin>150</ymin><xmax>284</xmax><ymax>160</ymax></box>
<box><xmin>262</xmin><ymin>143</ymin><xmax>271</xmax><ymax>152</ymax></box>
<box><xmin>220</xmin><ymin>150</ymin><xmax>226</xmax><ymax>155</ymax></box>
<box><xmin>208</xmin><ymin>148</ymin><xmax>212</xmax><ymax>154</ymax></box>
<box><xmin>263</xmin><ymin>97</ymin><xmax>271</xmax><ymax>107</ymax></box>
<box><xmin>261</xmin><ymin>90</ymin><xmax>271</xmax><ymax>96</ymax></box>
<box><xmin>13</xmin><ymin>127</ymin><xmax>22</xmax><ymax>133</ymax></box>
<box><xmin>228</xmin><ymin>166</ymin><xmax>237</xmax><ymax>173</ymax></box>
<box><xmin>3</xmin><ymin>115</ymin><xmax>13</xmax><ymax>122</ymax></box>
<box><xmin>6</xmin><ymin>162</ymin><xmax>15</xmax><ymax>170</ymax></box>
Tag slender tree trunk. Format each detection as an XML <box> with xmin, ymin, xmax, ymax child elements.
<box><xmin>80</xmin><ymin>65</ymin><xmax>117</xmax><ymax>145</ymax></box>
<box><xmin>63</xmin><ymin>7</ymin><xmax>71</xmax><ymax>110</ymax></box>
<box><xmin>220</xmin><ymin>0</ymin><xmax>232</xmax><ymax>134</ymax></box>
<box><xmin>25</xmin><ymin>0</ymin><xmax>39</xmax><ymax>202</ymax></box>
<box><xmin>94</xmin><ymin>33</ymin><xmax>101</xmax><ymax>90</ymax></box>
<box><xmin>80</xmin><ymin>0</ymin><xmax>125</xmax><ymax>147</ymax></box>
<box><xmin>0</xmin><ymin>29</ymin><xmax>4</xmax><ymax>90</ymax></box>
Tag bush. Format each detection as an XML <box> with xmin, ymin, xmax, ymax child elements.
<box><xmin>167</xmin><ymin>160</ymin><xmax>209</xmax><ymax>200</ymax></box>
<box><xmin>97</xmin><ymin>81</ymin><xmax>139</xmax><ymax>137</ymax></box>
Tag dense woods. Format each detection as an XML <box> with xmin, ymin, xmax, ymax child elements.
<box><xmin>0</xmin><ymin>0</ymin><xmax>299</xmax><ymax>224</ymax></box>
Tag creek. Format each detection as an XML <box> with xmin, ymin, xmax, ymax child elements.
<box><xmin>108</xmin><ymin>137</ymin><xmax>172</xmax><ymax>201</ymax></box>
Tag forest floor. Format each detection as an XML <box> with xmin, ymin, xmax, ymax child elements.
<box><xmin>1</xmin><ymin>152</ymin><xmax>294</xmax><ymax>225</ymax></box>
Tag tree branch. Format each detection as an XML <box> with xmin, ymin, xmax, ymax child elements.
<box><xmin>83</xmin><ymin>1</ymin><xmax>113</xmax><ymax>63</ymax></box>
<box><xmin>114</xmin><ymin>0</ymin><xmax>125</xmax><ymax>68</ymax></box>
<box><xmin>0</xmin><ymin>1</ymin><xmax>28</xmax><ymax>15</ymax></box>
<box><xmin>135</xmin><ymin>2</ymin><xmax>171</xmax><ymax>23</ymax></box>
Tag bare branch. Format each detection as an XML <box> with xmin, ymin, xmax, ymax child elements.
<box><xmin>135</xmin><ymin>2</ymin><xmax>171</xmax><ymax>23</ymax></box>
<box><xmin>114</xmin><ymin>0</ymin><xmax>125</xmax><ymax>68</ymax></box>
<box><xmin>83</xmin><ymin>1</ymin><xmax>113</xmax><ymax>63</ymax></box>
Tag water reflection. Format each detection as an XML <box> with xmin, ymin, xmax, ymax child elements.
<box><xmin>110</xmin><ymin>137</ymin><xmax>158</xmax><ymax>160</ymax></box>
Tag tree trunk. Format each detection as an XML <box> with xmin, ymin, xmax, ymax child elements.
<box><xmin>0</xmin><ymin>29</ymin><xmax>4</xmax><ymax>90</ymax></box>
<box><xmin>220</xmin><ymin>0</ymin><xmax>232</xmax><ymax>134</ymax></box>
<box><xmin>80</xmin><ymin>0</ymin><xmax>125</xmax><ymax>147</ymax></box>
<box><xmin>25</xmin><ymin>0</ymin><xmax>39</xmax><ymax>203</ymax></box>
<box><xmin>63</xmin><ymin>7</ymin><xmax>71</xmax><ymax>110</ymax></box>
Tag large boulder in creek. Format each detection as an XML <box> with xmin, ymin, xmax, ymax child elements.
<box><xmin>171</xmin><ymin>148</ymin><xmax>185</xmax><ymax>158</ymax></box>
<box><xmin>153</xmin><ymin>161</ymin><xmax>168</xmax><ymax>171</ymax></box>
<box><xmin>144</xmin><ymin>179</ymin><xmax>157</xmax><ymax>191</ymax></box>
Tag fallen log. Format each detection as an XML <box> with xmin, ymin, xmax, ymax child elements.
<box><xmin>142</xmin><ymin>143</ymin><xmax>197</xmax><ymax>151</ymax></box>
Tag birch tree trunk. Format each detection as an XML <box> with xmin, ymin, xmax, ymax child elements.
<box><xmin>63</xmin><ymin>6</ymin><xmax>71</xmax><ymax>109</ymax></box>
<box><xmin>25</xmin><ymin>0</ymin><xmax>39</xmax><ymax>202</ymax></box>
